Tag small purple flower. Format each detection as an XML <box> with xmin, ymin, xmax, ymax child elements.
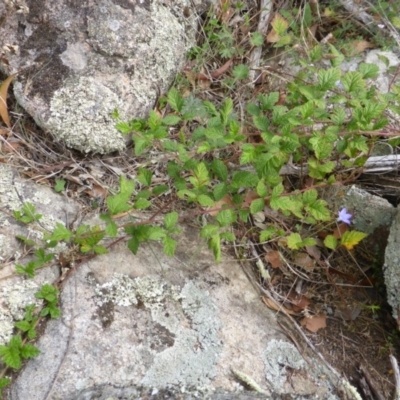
<box><xmin>338</xmin><ymin>208</ymin><xmax>352</xmax><ymax>225</ymax></box>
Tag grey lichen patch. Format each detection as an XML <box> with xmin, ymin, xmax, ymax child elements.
<box><xmin>60</xmin><ymin>42</ymin><xmax>88</xmax><ymax>72</ymax></box>
<box><xmin>47</xmin><ymin>75</ymin><xmax>126</xmax><ymax>154</ymax></box>
<box><xmin>142</xmin><ymin>281</ymin><xmax>222</xmax><ymax>387</ymax></box>
<box><xmin>344</xmin><ymin>186</ymin><xmax>396</xmax><ymax>234</ymax></box>
<box><xmin>2</xmin><ymin>280</ymin><xmax>40</xmax><ymax>320</ymax></box>
<box><xmin>263</xmin><ymin>339</ymin><xmax>305</xmax><ymax>392</ymax></box>
<box><xmin>94</xmin><ymin>274</ymin><xmax>223</xmax><ymax>388</ymax></box>
<box><xmin>0</xmin><ymin>279</ymin><xmax>41</xmax><ymax>344</ymax></box>
<box><xmin>0</xmin><ymin>312</ymin><xmax>14</xmax><ymax>346</ymax></box>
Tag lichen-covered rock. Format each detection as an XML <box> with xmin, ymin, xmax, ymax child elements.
<box><xmin>0</xmin><ymin>0</ymin><xmax>211</xmax><ymax>153</ymax></box>
<box><xmin>7</xmin><ymin>230</ymin><xmax>339</xmax><ymax>399</ymax></box>
<box><xmin>384</xmin><ymin>208</ymin><xmax>400</xmax><ymax>323</ymax></box>
<box><xmin>0</xmin><ymin>164</ymin><xmax>79</xmax><ymax>345</ymax></box>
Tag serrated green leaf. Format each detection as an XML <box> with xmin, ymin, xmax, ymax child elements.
<box><xmin>287</xmin><ymin>233</ymin><xmax>303</xmax><ymax>250</ymax></box>
<box><xmin>197</xmin><ymin>194</ymin><xmax>214</xmax><ymax>207</ymax></box>
<box><xmin>271</xmin><ymin>183</ymin><xmax>284</xmax><ymax>197</ymax></box>
<box><xmin>231</xmin><ymin>171</ymin><xmax>258</xmax><ymax>189</ymax></box>
<box><xmin>147</xmin><ymin>227</ymin><xmax>166</xmax><ymax>241</ymax></box>
<box><xmin>137</xmin><ymin>168</ymin><xmax>152</xmax><ymax>186</ymax></box>
<box><xmin>259</xmin><ymin>92</ymin><xmax>280</xmax><ymax>110</ymax></box>
<box><xmin>213</xmin><ymin>183</ymin><xmax>228</xmax><ymax>201</ymax></box>
<box><xmin>209</xmin><ymin>234</ymin><xmax>221</xmax><ymax>262</ymax></box>
<box><xmin>14</xmin><ymin>320</ymin><xmax>32</xmax><ymax>332</ymax></box>
<box><xmin>15</xmin><ymin>235</ymin><xmax>36</xmax><ymax>246</ymax></box>
<box><xmin>163</xmin><ymin>115</ymin><xmax>181</xmax><ymax>125</ymax></box>
<box><xmin>127</xmin><ymin>237</ymin><xmax>140</xmax><ymax>255</ymax></box>
<box><xmin>238</xmin><ymin>209</ymin><xmax>250</xmax><ymax>222</ymax></box>
<box><xmin>105</xmin><ymin>221</ymin><xmax>118</xmax><ymax>237</ymax></box>
<box><xmin>309</xmin><ymin>135</ymin><xmax>334</xmax><ymax>160</ymax></box>
<box><xmin>302</xmin><ymin>189</ymin><xmax>318</xmax><ymax>204</ymax></box>
<box><xmin>341</xmin><ymin>230</ymin><xmax>368</xmax><ymax>250</ymax></box>
<box><xmin>220</xmin><ymin>231</ymin><xmax>236</xmax><ymax>242</ymax></box>
<box><xmin>48</xmin><ymin>306</ymin><xmax>61</xmax><ymax>319</ymax></box>
<box><xmin>152</xmin><ymin>185</ymin><xmax>169</xmax><ymax>196</ymax></box>
<box><xmin>331</xmin><ymin>108</ymin><xmax>346</xmax><ymax>125</ymax></box>
<box><xmin>0</xmin><ymin>377</ymin><xmax>11</xmax><ymax>390</ymax></box>
<box><xmin>54</xmin><ymin>179</ymin><xmax>66</xmax><ymax>193</ymax></box>
<box><xmin>167</xmin><ymin>87</ymin><xmax>184</xmax><ymax>112</ymax></box>
<box><xmin>233</xmin><ymin>64</ymin><xmax>249</xmax><ymax>80</ymax></box>
<box><xmin>324</xmin><ymin>235</ymin><xmax>337</xmax><ymax>250</ymax></box>
<box><xmin>115</xmin><ymin>121</ymin><xmax>133</xmax><ymax>135</ymax></box>
<box><xmin>318</xmin><ymin>68</ymin><xmax>341</xmax><ymax>91</ymax></box>
<box><xmin>211</xmin><ymin>159</ymin><xmax>228</xmax><ymax>181</ymax></box>
<box><xmin>201</xmin><ymin>224</ymin><xmax>219</xmax><ymax>238</ymax></box>
<box><xmin>193</xmin><ymin>162</ymin><xmax>210</xmax><ymax>187</ymax></box>
<box><xmin>133</xmin><ymin>136</ymin><xmax>151</xmax><ymax>156</ymax></box>
<box><xmin>20</xmin><ymin>343</ymin><xmax>40</xmax><ymax>359</ymax></box>
<box><xmin>253</xmin><ymin>115</ymin><xmax>270</xmax><ymax>131</ymax></box>
<box><xmin>0</xmin><ymin>346</ymin><xmax>21</xmax><ymax>369</ymax></box>
<box><xmin>270</xmin><ymin>195</ymin><xmax>295</xmax><ymax>212</ymax></box>
<box><xmin>250</xmin><ymin>198</ymin><xmax>265</xmax><ymax>214</ymax></box>
<box><xmin>260</xmin><ymin>226</ymin><xmax>278</xmax><ymax>242</ymax></box>
<box><xmin>134</xmin><ymin>198</ymin><xmax>151</xmax><ymax>210</ymax></box>
<box><xmin>305</xmin><ymin>199</ymin><xmax>330</xmax><ymax>221</ymax></box>
<box><xmin>93</xmin><ymin>245</ymin><xmax>108</xmax><ymax>255</ymax></box>
<box><xmin>328</xmin><ymin>44</ymin><xmax>345</xmax><ymax>67</ymax></box>
<box><xmin>358</xmin><ymin>63</ymin><xmax>379</xmax><ymax>79</ymax></box>
<box><xmin>342</xmin><ymin>71</ymin><xmax>365</xmax><ymax>93</ymax></box>
<box><xmin>216</xmin><ymin>209</ymin><xmax>236</xmax><ymax>227</ymax></box>
<box><xmin>120</xmin><ymin>176</ymin><xmax>135</xmax><ymax>196</ymax></box>
<box><xmin>177</xmin><ymin>189</ymin><xmax>196</xmax><ymax>200</ymax></box>
<box><xmin>164</xmin><ymin>211</ymin><xmax>179</xmax><ymax>230</ymax></box>
<box><xmin>300</xmin><ymin>101</ymin><xmax>314</xmax><ymax>119</ymax></box>
<box><xmin>302</xmin><ymin>3</ymin><xmax>312</xmax><ymax>27</ymax></box>
<box><xmin>163</xmin><ymin>236</ymin><xmax>177</xmax><ymax>257</ymax></box>
<box><xmin>45</xmin><ymin>223</ymin><xmax>73</xmax><ymax>242</ymax></box>
<box><xmin>250</xmin><ymin>31</ymin><xmax>264</xmax><ymax>46</ymax></box>
<box><xmin>220</xmin><ymin>98</ymin><xmax>233</xmax><ymax>125</ymax></box>
<box><xmin>256</xmin><ymin>180</ymin><xmax>268</xmax><ymax>198</ymax></box>
<box><xmin>246</xmin><ymin>103</ymin><xmax>260</xmax><ymax>116</ymax></box>
<box><xmin>302</xmin><ymin>237</ymin><xmax>316</xmax><ymax>246</ymax></box>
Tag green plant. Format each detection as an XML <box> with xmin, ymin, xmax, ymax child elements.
<box><xmin>0</xmin><ymin>283</ymin><xmax>60</xmax><ymax>396</ymax></box>
<box><xmin>3</xmin><ymin>5</ymin><xmax>400</xmax><ymax>395</ymax></box>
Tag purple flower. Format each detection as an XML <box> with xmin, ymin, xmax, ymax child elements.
<box><xmin>338</xmin><ymin>208</ymin><xmax>352</xmax><ymax>225</ymax></box>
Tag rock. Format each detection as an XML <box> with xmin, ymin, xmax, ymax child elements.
<box><xmin>0</xmin><ymin>0</ymin><xmax>210</xmax><ymax>154</ymax></box>
<box><xmin>6</xmin><ymin>235</ymin><xmax>339</xmax><ymax>399</ymax></box>
<box><xmin>0</xmin><ymin>163</ymin><xmax>79</xmax><ymax>345</ymax></box>
<box><xmin>344</xmin><ymin>185</ymin><xmax>396</xmax><ymax>235</ymax></box>
<box><xmin>0</xmin><ymin>167</ymin><xmax>343</xmax><ymax>399</ymax></box>
<box><xmin>342</xmin><ymin>185</ymin><xmax>396</xmax><ymax>261</ymax></box>
<box><xmin>384</xmin><ymin>209</ymin><xmax>400</xmax><ymax>324</ymax></box>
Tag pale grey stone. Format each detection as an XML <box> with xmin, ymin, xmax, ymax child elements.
<box><xmin>0</xmin><ymin>0</ymin><xmax>213</xmax><ymax>153</ymax></box>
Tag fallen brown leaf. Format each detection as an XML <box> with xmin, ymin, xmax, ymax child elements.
<box><xmin>262</xmin><ymin>296</ymin><xmax>297</xmax><ymax>315</ymax></box>
<box><xmin>1</xmin><ymin>140</ymin><xmax>21</xmax><ymax>153</ymax></box>
<box><xmin>266</xmin><ymin>30</ymin><xmax>280</xmax><ymax>43</ymax></box>
<box><xmin>242</xmin><ymin>190</ymin><xmax>259</xmax><ymax>208</ymax></box>
<box><xmin>87</xmin><ymin>184</ymin><xmax>108</xmax><ymax>199</ymax></box>
<box><xmin>305</xmin><ymin>245</ymin><xmax>321</xmax><ymax>260</ymax></box>
<box><xmin>208</xmin><ymin>195</ymin><xmax>233</xmax><ymax>217</ymax></box>
<box><xmin>265</xmin><ymin>250</ymin><xmax>282</xmax><ymax>269</ymax></box>
<box><xmin>300</xmin><ymin>314</ymin><xmax>326</xmax><ymax>332</ymax></box>
<box><xmin>0</xmin><ymin>128</ymin><xmax>10</xmax><ymax>137</ymax></box>
<box><xmin>293</xmin><ymin>252</ymin><xmax>314</xmax><ymax>271</ymax></box>
<box><xmin>347</xmin><ymin>40</ymin><xmax>375</xmax><ymax>56</ymax></box>
<box><xmin>335</xmin><ymin>305</ymin><xmax>362</xmax><ymax>321</ymax></box>
<box><xmin>287</xmin><ymin>291</ymin><xmax>311</xmax><ymax>312</ymax></box>
<box><xmin>333</xmin><ymin>222</ymin><xmax>348</xmax><ymax>239</ymax></box>
<box><xmin>0</xmin><ymin>73</ymin><xmax>17</xmax><ymax>128</ymax></box>
<box><xmin>196</xmin><ymin>58</ymin><xmax>234</xmax><ymax>81</ymax></box>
